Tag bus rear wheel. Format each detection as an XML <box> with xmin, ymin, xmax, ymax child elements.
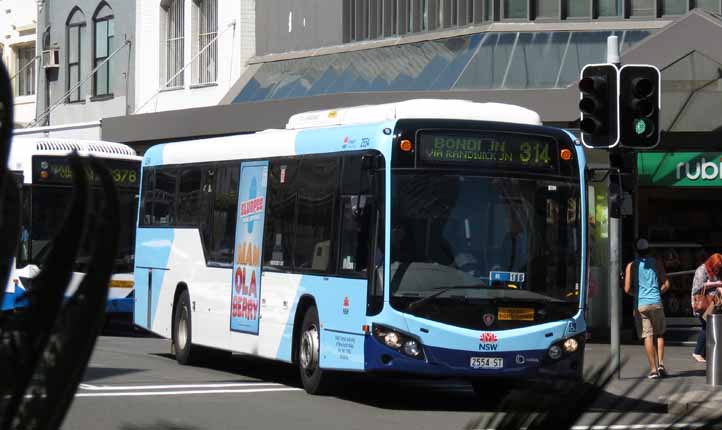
<box><xmin>298</xmin><ymin>306</ymin><xmax>332</xmax><ymax>394</ymax></box>
<box><xmin>173</xmin><ymin>290</ymin><xmax>198</xmax><ymax>365</ymax></box>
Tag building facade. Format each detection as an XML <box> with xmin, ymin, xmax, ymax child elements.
<box><xmin>32</xmin><ymin>0</ymin><xmax>135</xmax><ymax>132</ymax></box>
<box><xmin>0</xmin><ymin>0</ymin><xmax>38</xmax><ymax>127</ymax></box>
<box><xmin>133</xmin><ymin>0</ymin><xmax>254</xmax><ymax>114</ymax></box>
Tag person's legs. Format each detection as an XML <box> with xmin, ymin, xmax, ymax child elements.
<box><xmin>694</xmin><ymin>316</ymin><xmax>707</xmax><ymax>360</ymax></box>
<box><xmin>657</xmin><ymin>336</ymin><xmax>665</xmax><ymax>369</ymax></box>
<box><xmin>644</xmin><ymin>335</ymin><xmax>658</xmax><ymax>374</ymax></box>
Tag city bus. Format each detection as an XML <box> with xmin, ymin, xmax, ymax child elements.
<box><xmin>133</xmin><ymin>99</ymin><xmax>587</xmax><ymax>395</ymax></box>
<box><xmin>2</xmin><ymin>138</ymin><xmax>142</xmax><ymax>320</ymax></box>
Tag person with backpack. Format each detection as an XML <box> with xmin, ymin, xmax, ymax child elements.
<box><xmin>624</xmin><ymin>238</ymin><xmax>670</xmax><ymax>379</ymax></box>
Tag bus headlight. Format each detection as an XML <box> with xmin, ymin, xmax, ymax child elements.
<box><xmin>563</xmin><ymin>337</ymin><xmax>579</xmax><ymax>353</ymax></box>
<box><xmin>548</xmin><ymin>345</ymin><xmax>562</xmax><ymax>360</ymax></box>
<box><xmin>372</xmin><ymin>324</ymin><xmax>425</xmax><ymax>360</ymax></box>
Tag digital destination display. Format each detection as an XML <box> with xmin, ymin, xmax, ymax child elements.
<box><xmin>32</xmin><ymin>156</ymin><xmax>140</xmax><ymax>188</ymax></box>
<box><xmin>419</xmin><ymin>131</ymin><xmax>559</xmax><ymax>171</ymax></box>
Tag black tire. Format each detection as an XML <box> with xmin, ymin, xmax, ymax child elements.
<box><xmin>173</xmin><ymin>289</ymin><xmax>197</xmax><ymax>365</ymax></box>
<box><xmin>297</xmin><ymin>306</ymin><xmax>332</xmax><ymax>394</ymax></box>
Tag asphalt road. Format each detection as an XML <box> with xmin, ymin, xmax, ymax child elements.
<box><xmin>62</xmin><ymin>335</ymin><xmax>716</xmax><ymax>430</ymax></box>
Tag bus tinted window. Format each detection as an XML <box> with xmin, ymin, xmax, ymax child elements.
<box><xmin>154</xmin><ymin>168</ymin><xmax>177</xmax><ymax>225</ymax></box>
<box><xmin>264</xmin><ymin>159</ymin><xmax>298</xmax><ymax>271</ymax></box>
<box><xmin>206</xmin><ymin>165</ymin><xmax>239</xmax><ymax>265</ymax></box>
<box><xmin>140</xmin><ymin>169</ymin><xmax>154</xmax><ymax>226</ymax></box>
<box><xmin>294</xmin><ymin>158</ymin><xmax>338</xmax><ymax>272</ymax></box>
<box><xmin>177</xmin><ymin>167</ymin><xmax>203</xmax><ymax>226</ymax></box>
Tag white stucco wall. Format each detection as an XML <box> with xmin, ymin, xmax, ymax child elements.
<box><xmin>0</xmin><ymin>0</ymin><xmax>38</xmax><ymax>126</ymax></box>
<box><xmin>134</xmin><ymin>0</ymin><xmax>255</xmax><ymax>114</ymax></box>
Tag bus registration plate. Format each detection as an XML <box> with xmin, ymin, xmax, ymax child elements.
<box><xmin>470</xmin><ymin>357</ymin><xmax>503</xmax><ymax>369</ymax></box>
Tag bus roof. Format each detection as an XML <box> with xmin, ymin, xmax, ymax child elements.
<box><xmin>8</xmin><ymin>137</ymin><xmax>140</xmax><ymax>183</ymax></box>
<box><xmin>286</xmin><ymin>99</ymin><xmax>543</xmax><ymax>130</ymax></box>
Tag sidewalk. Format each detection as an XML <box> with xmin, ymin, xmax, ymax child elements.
<box><xmin>585</xmin><ymin>342</ymin><xmax>722</xmax><ymax>419</ymax></box>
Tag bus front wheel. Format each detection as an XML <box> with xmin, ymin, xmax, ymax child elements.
<box><xmin>173</xmin><ymin>290</ymin><xmax>197</xmax><ymax>365</ymax></box>
<box><xmin>298</xmin><ymin>306</ymin><xmax>332</xmax><ymax>394</ymax></box>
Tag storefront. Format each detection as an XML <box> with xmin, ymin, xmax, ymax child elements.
<box><xmin>636</xmin><ymin>152</ymin><xmax>722</xmax><ymax>321</ymax></box>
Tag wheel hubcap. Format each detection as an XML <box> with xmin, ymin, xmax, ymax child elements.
<box><xmin>300</xmin><ymin>324</ymin><xmax>319</xmax><ymax>372</ymax></box>
<box><xmin>178</xmin><ymin>306</ymin><xmax>188</xmax><ymax>350</ymax></box>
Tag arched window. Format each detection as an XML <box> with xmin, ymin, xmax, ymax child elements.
<box><xmin>93</xmin><ymin>2</ymin><xmax>114</xmax><ymax>97</ymax></box>
<box><xmin>160</xmin><ymin>0</ymin><xmax>185</xmax><ymax>88</ymax></box>
<box><xmin>66</xmin><ymin>7</ymin><xmax>86</xmax><ymax>102</ymax></box>
<box><xmin>192</xmin><ymin>0</ymin><xmax>217</xmax><ymax>85</ymax></box>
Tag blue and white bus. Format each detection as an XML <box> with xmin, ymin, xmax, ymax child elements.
<box><xmin>133</xmin><ymin>99</ymin><xmax>587</xmax><ymax>395</ymax></box>
<box><xmin>3</xmin><ymin>138</ymin><xmax>141</xmax><ymax>318</ymax></box>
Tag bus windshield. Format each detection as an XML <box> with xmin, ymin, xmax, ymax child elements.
<box><xmin>29</xmin><ymin>186</ymin><xmax>138</xmax><ymax>273</ymax></box>
<box><xmin>389</xmin><ymin>171</ymin><xmax>581</xmax><ymax>329</ymax></box>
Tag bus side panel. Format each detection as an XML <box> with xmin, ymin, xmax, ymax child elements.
<box><xmin>166</xmin><ymin>229</ymin><xmax>231</xmax><ymax>349</ymax></box>
<box><xmin>306</xmin><ymin>276</ymin><xmax>367</xmax><ymax>371</ymax></box>
<box><xmin>228</xmin><ymin>271</ymin><xmax>303</xmax><ymax>361</ymax></box>
<box><xmin>133</xmin><ymin>227</ymin><xmax>174</xmax><ymax>334</ymax></box>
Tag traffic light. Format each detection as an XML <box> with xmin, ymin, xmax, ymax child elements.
<box><xmin>618</xmin><ymin>65</ymin><xmax>661</xmax><ymax>149</ymax></box>
<box><xmin>579</xmin><ymin>63</ymin><xmax>619</xmax><ymax>148</ymax></box>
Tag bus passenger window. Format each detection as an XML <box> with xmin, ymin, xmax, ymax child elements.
<box><xmin>339</xmin><ymin>195</ymin><xmax>370</xmax><ymax>273</ymax></box>
<box><xmin>177</xmin><ymin>167</ymin><xmax>202</xmax><ymax>226</ymax></box>
<box><xmin>293</xmin><ymin>158</ymin><xmax>338</xmax><ymax>272</ymax></box>
<box><xmin>206</xmin><ymin>165</ymin><xmax>239</xmax><ymax>265</ymax></box>
<box><xmin>140</xmin><ymin>168</ymin><xmax>154</xmax><ymax>226</ymax></box>
<box><xmin>154</xmin><ymin>168</ymin><xmax>177</xmax><ymax>225</ymax></box>
<box><xmin>263</xmin><ymin>159</ymin><xmax>298</xmax><ymax>271</ymax></box>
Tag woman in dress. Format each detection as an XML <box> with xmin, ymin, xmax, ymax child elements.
<box><xmin>691</xmin><ymin>253</ymin><xmax>722</xmax><ymax>362</ymax></box>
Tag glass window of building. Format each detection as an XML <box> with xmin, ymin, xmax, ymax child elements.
<box><xmin>696</xmin><ymin>0</ymin><xmax>720</xmax><ymax>13</ymax></box>
<box><xmin>66</xmin><ymin>7</ymin><xmax>86</xmax><ymax>102</ymax></box>
<box><xmin>564</xmin><ymin>0</ymin><xmax>590</xmax><ymax>18</ymax></box>
<box><xmin>504</xmin><ymin>0</ymin><xmax>528</xmax><ymax>19</ymax></box>
<box><xmin>192</xmin><ymin>0</ymin><xmax>218</xmax><ymax>85</ymax></box>
<box><xmin>597</xmin><ymin>0</ymin><xmax>622</xmax><ymax>17</ymax></box>
<box><xmin>93</xmin><ymin>2</ymin><xmax>114</xmax><ymax>97</ymax></box>
<box><xmin>660</xmin><ymin>0</ymin><xmax>688</xmax><ymax>15</ymax></box>
<box><xmin>161</xmin><ymin>0</ymin><xmax>185</xmax><ymax>88</ymax></box>
<box><xmin>630</xmin><ymin>0</ymin><xmax>656</xmax><ymax>17</ymax></box>
<box><xmin>15</xmin><ymin>44</ymin><xmax>36</xmax><ymax>97</ymax></box>
<box><xmin>535</xmin><ymin>0</ymin><xmax>559</xmax><ymax>18</ymax></box>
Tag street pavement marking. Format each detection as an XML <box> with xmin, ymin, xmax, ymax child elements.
<box><xmin>75</xmin><ymin>387</ymin><xmax>302</xmax><ymax>398</ymax></box>
<box><xmin>79</xmin><ymin>382</ymin><xmax>285</xmax><ymax>391</ymax></box>
<box><xmin>476</xmin><ymin>424</ymin><xmax>713</xmax><ymax>430</ymax></box>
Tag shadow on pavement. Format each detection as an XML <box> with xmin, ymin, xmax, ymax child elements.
<box><xmin>121</xmin><ymin>420</ymin><xmax>200</xmax><ymax>430</ymax></box>
<box><xmin>81</xmin><ymin>366</ymin><xmax>147</xmax><ymax>383</ymax></box>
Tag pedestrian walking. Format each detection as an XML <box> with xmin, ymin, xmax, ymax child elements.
<box><xmin>691</xmin><ymin>253</ymin><xmax>722</xmax><ymax>363</ymax></box>
<box><xmin>624</xmin><ymin>238</ymin><xmax>670</xmax><ymax>379</ymax></box>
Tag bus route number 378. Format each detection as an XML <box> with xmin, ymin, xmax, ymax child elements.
<box><xmin>470</xmin><ymin>357</ymin><xmax>504</xmax><ymax>369</ymax></box>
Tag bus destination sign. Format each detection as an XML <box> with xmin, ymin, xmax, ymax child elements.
<box><xmin>419</xmin><ymin>132</ymin><xmax>558</xmax><ymax>171</ymax></box>
<box><xmin>33</xmin><ymin>156</ymin><xmax>140</xmax><ymax>188</ymax></box>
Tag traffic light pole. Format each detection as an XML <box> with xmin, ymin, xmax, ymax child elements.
<box><xmin>607</xmin><ymin>36</ymin><xmax>622</xmax><ymax>380</ymax></box>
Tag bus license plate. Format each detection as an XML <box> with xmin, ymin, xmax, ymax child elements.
<box><xmin>470</xmin><ymin>357</ymin><xmax>503</xmax><ymax>369</ymax></box>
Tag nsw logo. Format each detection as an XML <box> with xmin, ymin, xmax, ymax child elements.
<box><xmin>479</xmin><ymin>332</ymin><xmax>498</xmax><ymax>351</ymax></box>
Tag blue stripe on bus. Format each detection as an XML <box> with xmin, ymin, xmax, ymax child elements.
<box><xmin>133</xmin><ymin>228</ymin><xmax>174</xmax><ymax>328</ymax></box>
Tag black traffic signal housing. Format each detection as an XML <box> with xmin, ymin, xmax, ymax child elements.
<box><xmin>579</xmin><ymin>63</ymin><xmax>619</xmax><ymax>148</ymax></box>
<box><xmin>618</xmin><ymin>64</ymin><xmax>661</xmax><ymax>149</ymax></box>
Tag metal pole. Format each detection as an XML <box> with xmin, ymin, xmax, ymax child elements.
<box><xmin>607</xmin><ymin>35</ymin><xmax>622</xmax><ymax>379</ymax></box>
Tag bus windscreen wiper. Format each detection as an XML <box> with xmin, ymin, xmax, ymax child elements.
<box><xmin>406</xmin><ymin>284</ymin><xmax>488</xmax><ymax>311</ymax></box>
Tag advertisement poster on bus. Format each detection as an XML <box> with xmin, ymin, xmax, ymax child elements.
<box><xmin>230</xmin><ymin>160</ymin><xmax>268</xmax><ymax>335</ymax></box>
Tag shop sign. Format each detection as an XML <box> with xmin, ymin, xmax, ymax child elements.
<box><xmin>637</xmin><ymin>152</ymin><xmax>722</xmax><ymax>187</ymax></box>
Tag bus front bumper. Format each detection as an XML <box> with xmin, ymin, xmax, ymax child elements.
<box><xmin>363</xmin><ymin>335</ymin><xmax>583</xmax><ymax>379</ymax></box>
